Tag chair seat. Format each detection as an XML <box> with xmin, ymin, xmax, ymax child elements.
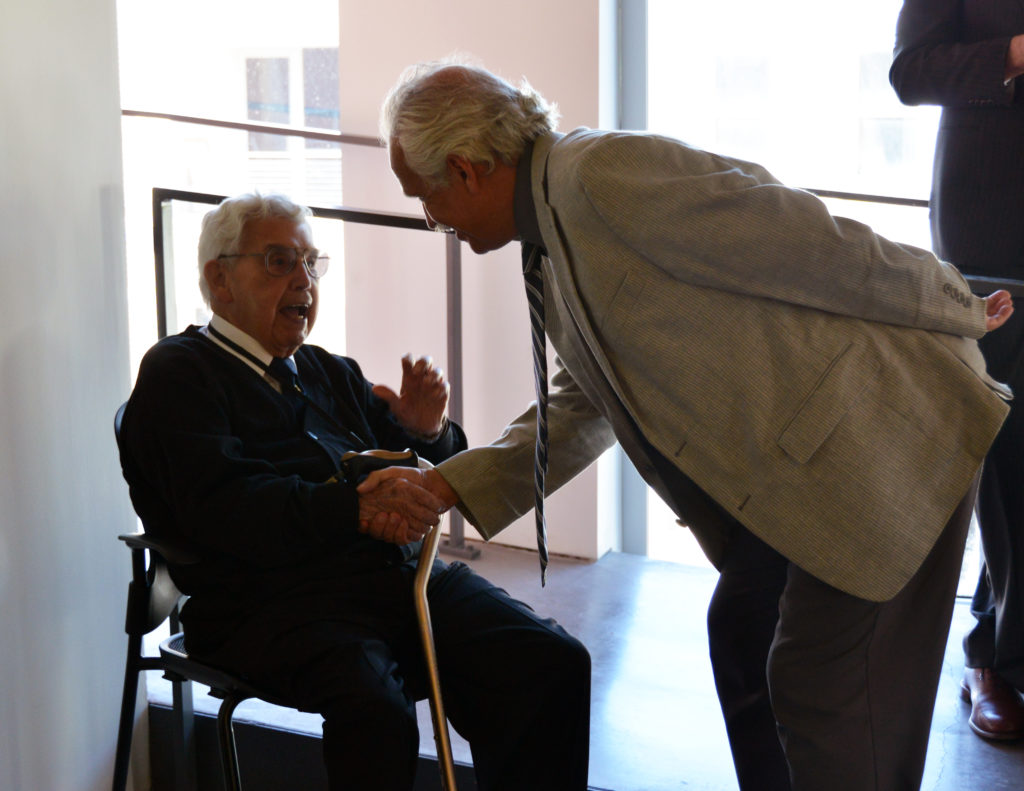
<box><xmin>159</xmin><ymin>633</ymin><xmax>295</xmax><ymax>709</ymax></box>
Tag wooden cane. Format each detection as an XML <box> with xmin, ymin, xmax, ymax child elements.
<box><xmin>414</xmin><ymin>516</ymin><xmax>458</xmax><ymax>790</ymax></box>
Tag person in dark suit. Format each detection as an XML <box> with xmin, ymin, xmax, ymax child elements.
<box><xmin>891</xmin><ymin>0</ymin><xmax>1024</xmax><ymax>741</ymax></box>
<box><xmin>117</xmin><ymin>192</ymin><xmax>592</xmax><ymax>790</ymax></box>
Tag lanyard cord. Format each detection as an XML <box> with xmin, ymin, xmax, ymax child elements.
<box><xmin>204</xmin><ymin>325</ymin><xmax>371</xmax><ymax>449</ymax></box>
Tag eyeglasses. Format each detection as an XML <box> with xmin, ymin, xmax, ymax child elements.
<box><xmin>218</xmin><ymin>246</ymin><xmax>330</xmax><ymax>279</ymax></box>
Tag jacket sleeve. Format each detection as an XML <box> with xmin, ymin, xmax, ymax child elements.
<box><xmin>436</xmin><ymin>358</ymin><xmax>616</xmax><ymax>538</ymax></box>
<box><xmin>889</xmin><ymin>0</ymin><xmax>1016</xmax><ymax>108</ymax></box>
<box><xmin>566</xmin><ymin>132</ymin><xmax>988</xmax><ymax>339</ymax></box>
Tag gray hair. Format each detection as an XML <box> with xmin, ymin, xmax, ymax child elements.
<box><xmin>380</xmin><ymin>60</ymin><xmax>559</xmax><ymax>188</ymax></box>
<box><xmin>197</xmin><ymin>192</ymin><xmax>312</xmax><ymax>306</ymax></box>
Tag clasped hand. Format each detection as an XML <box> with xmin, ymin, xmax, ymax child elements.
<box><xmin>357</xmin><ymin>473</ymin><xmax>445</xmax><ymax>545</ymax></box>
<box><xmin>357</xmin><ymin>467</ymin><xmax>458</xmax><ymax>545</ymax></box>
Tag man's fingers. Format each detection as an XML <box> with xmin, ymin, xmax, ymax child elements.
<box><xmin>371</xmin><ymin>383</ymin><xmax>399</xmax><ymax>407</ymax></box>
<box><xmin>356</xmin><ymin>475</ymin><xmax>443</xmax><ymax>546</ymax></box>
<box><xmin>394</xmin><ymin>478</ymin><xmax>446</xmax><ymax>515</ymax></box>
<box><xmin>985</xmin><ymin>290</ymin><xmax>1015</xmax><ymax>331</ymax></box>
<box><xmin>357</xmin><ymin>466</ymin><xmax>420</xmax><ymax>493</ymax></box>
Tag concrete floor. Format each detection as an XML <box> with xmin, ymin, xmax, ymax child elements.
<box><xmin>158</xmin><ymin>543</ymin><xmax>1024</xmax><ymax>790</ymax></box>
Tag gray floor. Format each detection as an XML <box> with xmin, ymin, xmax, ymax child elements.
<box><xmin>157</xmin><ymin>543</ymin><xmax>1024</xmax><ymax>790</ymax></box>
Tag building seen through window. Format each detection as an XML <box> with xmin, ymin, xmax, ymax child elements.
<box><xmin>116</xmin><ymin>0</ymin><xmax>343</xmax><ymax>373</ymax></box>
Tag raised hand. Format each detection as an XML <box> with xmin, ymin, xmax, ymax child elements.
<box><xmin>984</xmin><ymin>290</ymin><xmax>1014</xmax><ymax>331</ymax></box>
<box><xmin>357</xmin><ymin>474</ymin><xmax>445</xmax><ymax>545</ymax></box>
<box><xmin>371</xmin><ymin>354</ymin><xmax>449</xmax><ymax>438</ymax></box>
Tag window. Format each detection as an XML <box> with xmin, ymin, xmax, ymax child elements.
<box><xmin>247</xmin><ymin>57</ymin><xmax>290</xmax><ymax>151</ymax></box>
<box><xmin>640</xmin><ymin>0</ymin><xmax>980</xmax><ymax>589</ymax></box>
<box><xmin>116</xmin><ymin>0</ymin><xmax>342</xmax><ymax>372</ymax></box>
<box><xmin>646</xmin><ymin>0</ymin><xmax>939</xmax><ymax>198</ymax></box>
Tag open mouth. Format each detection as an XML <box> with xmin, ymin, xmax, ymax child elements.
<box><xmin>281</xmin><ymin>304</ymin><xmax>310</xmax><ymax>320</ymax></box>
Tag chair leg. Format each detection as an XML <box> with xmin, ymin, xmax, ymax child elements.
<box><xmin>169</xmin><ymin>676</ymin><xmax>199</xmax><ymax>791</ymax></box>
<box><xmin>216</xmin><ymin>694</ymin><xmax>246</xmax><ymax>791</ymax></box>
<box><xmin>111</xmin><ymin>646</ymin><xmax>142</xmax><ymax>791</ymax></box>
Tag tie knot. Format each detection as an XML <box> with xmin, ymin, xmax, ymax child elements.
<box><xmin>268</xmin><ymin>356</ymin><xmax>299</xmax><ymax>390</ymax></box>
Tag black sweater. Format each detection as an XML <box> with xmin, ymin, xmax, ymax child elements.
<box><xmin>119</xmin><ymin>326</ymin><xmax>466</xmax><ymax>653</ymax></box>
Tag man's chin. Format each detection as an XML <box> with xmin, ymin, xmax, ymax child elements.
<box><xmin>467</xmin><ymin>237</ymin><xmax>512</xmax><ymax>255</ymax></box>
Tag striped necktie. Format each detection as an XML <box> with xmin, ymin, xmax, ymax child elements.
<box><xmin>522</xmin><ymin>242</ymin><xmax>549</xmax><ymax>585</ymax></box>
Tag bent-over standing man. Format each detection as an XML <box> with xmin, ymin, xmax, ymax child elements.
<box><xmin>366</xmin><ymin>61</ymin><xmax>1015</xmax><ymax>791</ymax></box>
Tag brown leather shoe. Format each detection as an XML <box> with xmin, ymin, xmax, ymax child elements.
<box><xmin>960</xmin><ymin>668</ymin><xmax>1024</xmax><ymax>741</ymax></box>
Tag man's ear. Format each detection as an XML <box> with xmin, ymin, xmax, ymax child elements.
<box><xmin>203</xmin><ymin>259</ymin><xmax>233</xmax><ymax>304</ymax></box>
<box><xmin>446</xmin><ymin>154</ymin><xmax>484</xmax><ymax>194</ymax></box>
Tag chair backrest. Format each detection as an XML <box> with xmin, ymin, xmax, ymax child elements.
<box><xmin>120</xmin><ymin>533</ymin><xmax>185</xmax><ymax>636</ymax></box>
<box><xmin>115</xmin><ymin>401</ymin><xmax>191</xmax><ymax>638</ymax></box>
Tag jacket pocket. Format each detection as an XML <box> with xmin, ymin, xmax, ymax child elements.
<box><xmin>777</xmin><ymin>340</ymin><xmax>879</xmax><ymax>464</ymax></box>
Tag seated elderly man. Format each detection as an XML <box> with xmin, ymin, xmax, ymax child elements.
<box><xmin>117</xmin><ymin>192</ymin><xmax>591</xmax><ymax>790</ymax></box>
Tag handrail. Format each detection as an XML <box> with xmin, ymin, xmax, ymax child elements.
<box><xmin>122</xmin><ymin>109</ymin><xmax>935</xmax><ymax>211</ymax></box>
<box><xmin>804</xmin><ymin>188</ymin><xmax>929</xmax><ymax>209</ymax></box>
<box><xmin>122</xmin><ymin>109</ymin><xmax>383</xmax><ymax>148</ymax></box>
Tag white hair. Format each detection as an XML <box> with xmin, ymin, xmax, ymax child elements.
<box><xmin>380</xmin><ymin>59</ymin><xmax>559</xmax><ymax>188</ymax></box>
<box><xmin>196</xmin><ymin>192</ymin><xmax>311</xmax><ymax>306</ymax></box>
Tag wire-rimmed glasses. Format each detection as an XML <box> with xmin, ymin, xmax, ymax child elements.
<box><xmin>218</xmin><ymin>246</ymin><xmax>330</xmax><ymax>279</ymax></box>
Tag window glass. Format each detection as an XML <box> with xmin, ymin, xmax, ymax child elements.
<box><xmin>116</xmin><ymin>0</ymin><xmax>342</xmax><ymax>372</ymax></box>
<box><xmin>646</xmin><ymin>0</ymin><xmax>939</xmax><ymax>198</ymax></box>
<box><xmin>247</xmin><ymin>57</ymin><xmax>290</xmax><ymax>151</ymax></box>
<box><xmin>304</xmin><ymin>48</ymin><xmax>341</xmax><ymax>149</ymax></box>
<box><xmin>643</xmin><ymin>0</ymin><xmax>979</xmax><ymax>583</ymax></box>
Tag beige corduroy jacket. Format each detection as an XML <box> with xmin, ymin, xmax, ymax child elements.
<box><xmin>438</xmin><ymin>129</ymin><xmax>1010</xmax><ymax>602</ymax></box>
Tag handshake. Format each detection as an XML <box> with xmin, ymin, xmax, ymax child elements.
<box><xmin>346</xmin><ymin>450</ymin><xmax>459</xmax><ymax>545</ymax></box>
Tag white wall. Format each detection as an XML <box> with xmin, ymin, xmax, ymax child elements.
<box><xmin>0</xmin><ymin>0</ymin><xmax>137</xmax><ymax>788</ymax></box>
<box><xmin>338</xmin><ymin>0</ymin><xmax>619</xmax><ymax>561</ymax></box>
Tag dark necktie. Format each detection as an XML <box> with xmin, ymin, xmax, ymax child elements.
<box><xmin>522</xmin><ymin>242</ymin><xmax>549</xmax><ymax>585</ymax></box>
<box><xmin>268</xmin><ymin>356</ymin><xmax>301</xmax><ymax>395</ymax></box>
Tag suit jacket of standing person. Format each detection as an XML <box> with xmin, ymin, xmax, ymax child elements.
<box><xmin>437</xmin><ymin>128</ymin><xmax>1011</xmax><ymax>603</ymax></box>
<box><xmin>118</xmin><ymin>323</ymin><xmax>467</xmax><ymax>656</ymax></box>
<box><xmin>890</xmin><ymin>0</ymin><xmax>1024</xmax><ymax>277</ymax></box>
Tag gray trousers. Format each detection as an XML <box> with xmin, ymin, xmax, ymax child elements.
<box><xmin>709</xmin><ymin>478</ymin><xmax>976</xmax><ymax>790</ymax></box>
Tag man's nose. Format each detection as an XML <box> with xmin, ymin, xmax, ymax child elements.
<box><xmin>290</xmin><ymin>259</ymin><xmax>314</xmax><ymax>288</ymax></box>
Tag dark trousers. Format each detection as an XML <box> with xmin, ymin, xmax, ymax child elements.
<box><xmin>206</xmin><ymin>559</ymin><xmax>591</xmax><ymax>790</ymax></box>
<box><xmin>964</xmin><ymin>303</ymin><xmax>1024</xmax><ymax>691</ymax></box>
<box><xmin>708</xmin><ymin>482</ymin><xmax>976</xmax><ymax>791</ymax></box>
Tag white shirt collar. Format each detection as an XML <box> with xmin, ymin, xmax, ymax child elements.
<box><xmin>201</xmin><ymin>314</ymin><xmax>296</xmax><ymax>383</ymax></box>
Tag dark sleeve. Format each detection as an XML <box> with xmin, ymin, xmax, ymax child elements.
<box><xmin>122</xmin><ymin>341</ymin><xmax>359</xmax><ymax>569</ymax></box>
<box><xmin>890</xmin><ymin>0</ymin><xmax>1016</xmax><ymax>107</ymax></box>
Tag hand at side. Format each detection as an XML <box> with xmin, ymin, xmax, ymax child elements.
<box><xmin>985</xmin><ymin>289</ymin><xmax>1014</xmax><ymax>331</ymax></box>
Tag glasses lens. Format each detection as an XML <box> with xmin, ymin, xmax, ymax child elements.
<box><xmin>265</xmin><ymin>247</ymin><xmax>299</xmax><ymax>277</ymax></box>
<box><xmin>308</xmin><ymin>254</ymin><xmax>329</xmax><ymax>278</ymax></box>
